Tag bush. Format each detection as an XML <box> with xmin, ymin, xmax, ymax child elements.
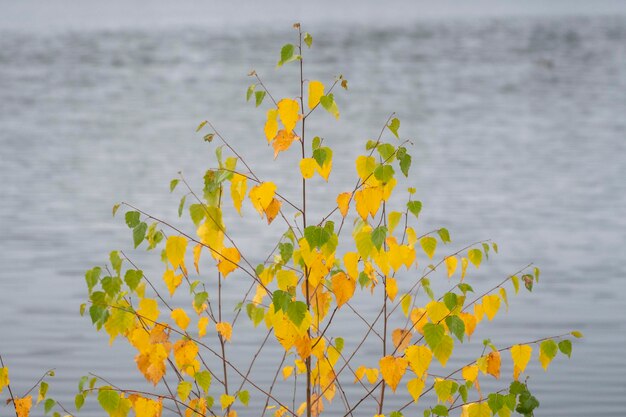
<box><xmin>1</xmin><ymin>24</ymin><xmax>580</xmax><ymax>417</ymax></box>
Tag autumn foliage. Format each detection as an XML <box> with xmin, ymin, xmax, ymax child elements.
<box><xmin>1</xmin><ymin>25</ymin><xmax>581</xmax><ymax>417</ymax></box>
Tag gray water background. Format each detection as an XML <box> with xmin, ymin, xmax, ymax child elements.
<box><xmin>1</xmin><ymin>1</ymin><xmax>625</xmax><ymax>416</ymax></box>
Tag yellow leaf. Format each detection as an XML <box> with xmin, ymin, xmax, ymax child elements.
<box><xmin>365</xmin><ymin>368</ymin><xmax>379</xmax><ymax>384</ymax></box>
<box><xmin>217</xmin><ymin>247</ymin><xmax>240</xmax><ymax>277</ymax></box>
<box><xmin>277</xmin><ymin>98</ymin><xmax>300</xmax><ymax>131</ymax></box>
<box><xmin>186</xmin><ymin>398</ymin><xmax>206</xmax><ymax>417</ymax></box>
<box><xmin>282</xmin><ymin>366</ymin><xmax>294</xmax><ymax>380</ymax></box>
<box><xmin>379</xmin><ymin>356</ymin><xmax>408</xmax><ymax>392</ymax></box>
<box><xmin>0</xmin><ymin>367</ymin><xmax>9</xmax><ymax>394</ymax></box>
<box><xmin>220</xmin><ymin>394</ymin><xmax>235</xmax><ymax>410</ymax></box>
<box><xmin>343</xmin><ymin>252</ymin><xmax>359</xmax><ymax>279</ymax></box>
<box><xmin>462</xmin><ymin>365</ymin><xmax>479</xmax><ymax>382</ymax></box>
<box><xmin>133</xmin><ymin>396</ymin><xmax>163</xmax><ymax>417</ymax></box>
<box><xmin>300</xmin><ymin>158</ymin><xmax>316</xmax><ymax>179</ymax></box>
<box><xmin>486</xmin><ymin>350</ymin><xmax>501</xmax><ymax>379</ymax></box>
<box><xmin>461</xmin><ymin>257</ymin><xmax>469</xmax><ymax>279</ymax></box>
<box><xmin>425</xmin><ymin>301</ymin><xmax>449</xmax><ymax>323</ymax></box>
<box><xmin>249</xmin><ymin>182</ymin><xmax>277</xmax><ymax>217</ymax></box>
<box><xmin>272</xmin><ymin>129</ymin><xmax>299</xmax><ymax>158</ymax></box>
<box><xmin>230</xmin><ymin>173</ymin><xmax>247</xmax><ymax>215</ymax></box>
<box><xmin>482</xmin><ymin>295</ymin><xmax>501</xmax><ymax>321</ymax></box>
<box><xmin>405</xmin><ymin>345</ymin><xmax>432</xmax><ymax>377</ymax></box>
<box><xmin>355</xmin><ymin>155</ymin><xmax>376</xmax><ymax>182</ymax></box>
<box><xmin>315</xmin><ymin>158</ymin><xmax>332</xmax><ymax>181</ymax></box>
<box><xmin>445</xmin><ymin>256</ymin><xmax>458</xmax><ymax>278</ymax></box>
<box><xmin>193</xmin><ymin>244</ymin><xmax>202</xmax><ymax>274</ymax></box>
<box><xmin>410</xmin><ymin>308</ymin><xmax>428</xmax><ymax>334</ymax></box>
<box><xmin>337</xmin><ymin>192</ymin><xmax>351</xmax><ymax>218</ymax></box>
<box><xmin>170</xmin><ymin>308</ymin><xmax>190</xmax><ymax>331</ymax></box>
<box><xmin>331</xmin><ymin>272</ymin><xmax>355</xmax><ymax>308</ymax></box>
<box><xmin>385</xmin><ymin>277</ymin><xmax>398</xmax><ymax>302</ymax></box>
<box><xmin>308</xmin><ymin>80</ymin><xmax>325</xmax><ymax>109</ymax></box>
<box><xmin>392</xmin><ymin>329</ymin><xmax>412</xmax><ymax>352</ymax></box>
<box><xmin>467</xmin><ymin>402</ymin><xmax>492</xmax><ymax>417</ymax></box>
<box><xmin>14</xmin><ymin>396</ymin><xmax>32</xmax><ymax>417</ymax></box>
<box><xmin>173</xmin><ymin>339</ymin><xmax>199</xmax><ymax>377</ymax></box>
<box><xmin>277</xmin><ymin>270</ymin><xmax>298</xmax><ymax>292</ymax></box>
<box><xmin>264</xmin><ymin>109</ymin><xmax>278</xmax><ymax>142</ymax></box>
<box><xmin>216</xmin><ymin>322</ymin><xmax>232</xmax><ymax>341</ymax></box>
<box><xmin>198</xmin><ymin>317</ymin><xmax>209</xmax><ymax>338</ymax></box>
<box><xmin>163</xmin><ymin>269</ymin><xmax>183</xmax><ymax>297</ymax></box>
<box><xmin>138</xmin><ymin>298</ymin><xmax>159</xmax><ymax>324</ymax></box>
<box><xmin>166</xmin><ymin>236</ymin><xmax>188</xmax><ymax>270</ymax></box>
<box><xmin>511</xmin><ymin>344</ymin><xmax>532</xmax><ymax>380</ymax></box>
<box><xmin>264</xmin><ymin>198</ymin><xmax>282</xmax><ymax>225</ymax></box>
<box><xmin>387</xmin><ymin>211</ymin><xmax>402</xmax><ymax>235</ymax></box>
<box><xmin>407</xmin><ymin>377</ymin><xmax>426</xmax><ymax>403</ymax></box>
<box><xmin>459</xmin><ymin>312</ymin><xmax>477</xmax><ymax>337</ymax></box>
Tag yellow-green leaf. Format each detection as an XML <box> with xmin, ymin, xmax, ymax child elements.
<box><xmin>220</xmin><ymin>394</ymin><xmax>235</xmax><ymax>410</ymax></box>
<box><xmin>468</xmin><ymin>249</ymin><xmax>482</xmax><ymax>268</ymax></box>
<box><xmin>420</xmin><ymin>236</ymin><xmax>437</xmax><ymax>259</ymax></box>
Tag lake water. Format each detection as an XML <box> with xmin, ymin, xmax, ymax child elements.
<box><xmin>1</xmin><ymin>2</ymin><xmax>625</xmax><ymax>416</ymax></box>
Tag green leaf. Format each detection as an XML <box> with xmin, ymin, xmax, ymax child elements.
<box><xmin>458</xmin><ymin>385</ymin><xmax>468</xmax><ymax>403</ymax></box>
<box><xmin>74</xmin><ymin>393</ymin><xmax>85</xmax><ymax>411</ymax></box>
<box><xmin>287</xmin><ymin>301</ymin><xmax>307</xmax><ymax>326</ymax></box>
<box><xmin>278</xmin><ymin>242</ymin><xmax>293</xmax><ymax>263</ymax></box>
<box><xmin>125</xmin><ymin>211</ymin><xmax>140</xmax><ymax>228</ymax></box>
<box><xmin>246</xmin><ymin>84</ymin><xmax>255</xmax><ymax>102</ymax></box>
<box><xmin>85</xmin><ymin>267</ymin><xmax>101</xmax><ymax>293</ymax></box>
<box><xmin>533</xmin><ymin>267</ymin><xmax>541</xmax><ymax>282</ymax></box>
<box><xmin>169</xmin><ymin>179</ymin><xmax>180</xmax><ymax>192</ymax></box>
<box><xmin>445</xmin><ymin>315</ymin><xmax>465</xmax><ymax>342</ymax></box>
<box><xmin>407</xmin><ymin>201</ymin><xmax>422</xmax><ymax>219</ymax></box>
<box><xmin>540</xmin><ymin>339</ymin><xmax>558</xmax><ymax>359</ymax></box>
<box><xmin>101</xmin><ymin>276</ymin><xmax>122</xmax><ymax>297</ymax></box>
<box><xmin>431</xmin><ymin>404</ymin><xmax>449</xmax><ymax>416</ymax></box>
<box><xmin>377</xmin><ymin>143</ymin><xmax>395</xmax><ymax>160</ymax></box>
<box><xmin>177</xmin><ymin>381</ymin><xmax>192</xmax><ymax>401</ymax></box>
<box><xmin>97</xmin><ymin>388</ymin><xmax>120</xmax><ymax>413</ymax></box>
<box><xmin>399</xmin><ymin>153</ymin><xmax>412</xmax><ymax>177</ymax></box>
<box><xmin>457</xmin><ymin>283</ymin><xmax>474</xmax><ymax>294</ymax></box>
<box><xmin>516</xmin><ymin>391</ymin><xmax>540</xmax><ymax>415</ymax></box>
<box><xmin>311</xmin><ymin>136</ymin><xmax>321</xmax><ymax>150</ymax></box>
<box><xmin>124</xmin><ymin>269</ymin><xmax>142</xmax><ymax>291</ymax></box>
<box><xmin>571</xmin><ymin>330</ymin><xmax>584</xmax><ymax>338</ymax></box>
<box><xmin>423</xmin><ymin>323</ymin><xmax>445</xmax><ymax>349</ymax></box>
<box><xmin>374</xmin><ymin>164</ymin><xmax>395</xmax><ymax>183</ymax></box>
<box><xmin>255</xmin><ymin>90</ymin><xmax>266</xmax><ymax>107</ymax></box>
<box><xmin>109</xmin><ymin>250</ymin><xmax>122</xmax><ymax>275</ymax></box>
<box><xmin>468</xmin><ymin>248</ymin><xmax>482</xmax><ymax>268</ymax></box>
<box><xmin>320</xmin><ymin>94</ymin><xmax>339</xmax><ymax>118</ymax></box>
<box><xmin>194</xmin><ymin>292</ymin><xmax>209</xmax><ymax>312</ymax></box>
<box><xmin>390</xmin><ymin>412</ymin><xmax>404</xmax><ymax>417</ymax></box>
<box><xmin>272</xmin><ymin>290</ymin><xmax>292</xmax><ymax>313</ymax></box>
<box><xmin>387</xmin><ymin>117</ymin><xmax>400</xmax><ymax>139</ymax></box>
<box><xmin>443</xmin><ymin>293</ymin><xmax>458</xmax><ymax>311</ymax></box>
<box><xmin>482</xmin><ymin>242</ymin><xmax>490</xmax><ymax>260</ymax></box>
<box><xmin>78</xmin><ymin>375</ymin><xmax>89</xmax><ymax>392</ymax></box>
<box><xmin>437</xmin><ymin>228</ymin><xmax>451</xmax><ymax>244</ymax></box>
<box><xmin>133</xmin><ymin>222</ymin><xmax>147</xmax><ymax>248</ymax></box>
<box><xmin>44</xmin><ymin>398</ymin><xmax>56</xmax><ymax>413</ymax></box>
<box><xmin>304</xmin><ymin>226</ymin><xmax>331</xmax><ymax>249</ymax></box>
<box><xmin>278</xmin><ymin>43</ymin><xmax>296</xmax><ymax>66</ymax></box>
<box><xmin>238</xmin><ymin>390</ymin><xmax>250</xmax><ymax>406</ymax></box>
<box><xmin>195</xmin><ymin>371</ymin><xmax>212</xmax><ymax>392</ymax></box>
<box><xmin>371</xmin><ymin>226</ymin><xmax>388</xmax><ymax>251</ymax></box>
<box><xmin>178</xmin><ymin>195</ymin><xmax>186</xmax><ymax>217</ymax></box>
<box><xmin>189</xmin><ymin>204</ymin><xmax>206</xmax><ymax>226</ymax></box>
<box><xmin>358</xmin><ymin>271</ymin><xmax>370</xmax><ymax>288</ymax></box>
<box><xmin>335</xmin><ymin>337</ymin><xmax>344</xmax><ymax>353</ymax></box>
<box><xmin>246</xmin><ymin>304</ymin><xmax>265</xmax><ymax>327</ymax></box>
<box><xmin>488</xmin><ymin>393</ymin><xmax>505</xmax><ymax>414</ymax></box>
<box><xmin>304</xmin><ymin>32</ymin><xmax>313</xmax><ymax>48</ymax></box>
<box><xmin>558</xmin><ymin>340</ymin><xmax>572</xmax><ymax>357</ymax></box>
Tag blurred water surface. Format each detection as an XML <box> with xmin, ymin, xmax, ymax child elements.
<box><xmin>0</xmin><ymin>3</ymin><xmax>625</xmax><ymax>416</ymax></box>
